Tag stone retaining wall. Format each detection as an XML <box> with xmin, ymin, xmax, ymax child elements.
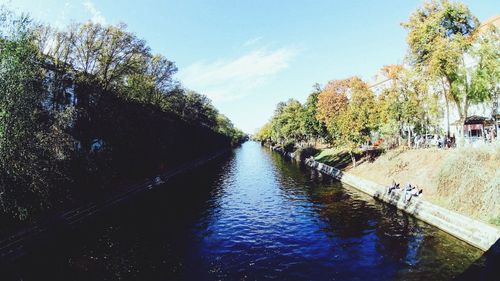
<box><xmin>276</xmin><ymin>148</ymin><xmax>500</xmax><ymax>251</ymax></box>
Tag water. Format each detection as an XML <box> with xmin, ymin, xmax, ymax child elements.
<box><xmin>10</xmin><ymin>142</ymin><xmax>483</xmax><ymax>280</ymax></box>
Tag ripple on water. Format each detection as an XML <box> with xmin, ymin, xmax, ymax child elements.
<box><xmin>14</xmin><ymin>142</ymin><xmax>484</xmax><ymax>281</ymax></box>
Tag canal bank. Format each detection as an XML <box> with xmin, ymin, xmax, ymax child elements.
<box><xmin>0</xmin><ymin>147</ymin><xmax>232</xmax><ymax>265</ymax></box>
<box><xmin>270</xmin><ymin>145</ymin><xmax>500</xmax><ymax>251</ymax></box>
<box><xmin>6</xmin><ymin>141</ymin><xmax>485</xmax><ymax>280</ymax></box>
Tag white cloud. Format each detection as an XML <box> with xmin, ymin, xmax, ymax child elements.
<box><xmin>179</xmin><ymin>47</ymin><xmax>297</xmax><ymax>102</ymax></box>
<box><xmin>83</xmin><ymin>0</ymin><xmax>106</xmax><ymax>25</ymax></box>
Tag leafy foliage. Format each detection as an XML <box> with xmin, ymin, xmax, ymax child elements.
<box><xmin>0</xmin><ymin>9</ymin><xmax>245</xmax><ymax>221</ymax></box>
<box><xmin>256</xmin><ymin>0</ymin><xmax>498</xmax><ymax>164</ymax></box>
<box><xmin>402</xmin><ymin>0</ymin><xmax>499</xmax><ymax>122</ymax></box>
<box><xmin>0</xmin><ymin>11</ymin><xmax>74</xmax><ymax>220</ymax></box>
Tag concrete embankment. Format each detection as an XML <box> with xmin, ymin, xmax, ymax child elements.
<box><xmin>273</xmin><ymin>147</ymin><xmax>500</xmax><ymax>251</ymax></box>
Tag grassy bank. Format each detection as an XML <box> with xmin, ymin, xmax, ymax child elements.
<box><xmin>312</xmin><ymin>143</ymin><xmax>500</xmax><ymax>226</ymax></box>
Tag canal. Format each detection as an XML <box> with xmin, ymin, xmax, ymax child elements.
<box><xmin>10</xmin><ymin>142</ymin><xmax>483</xmax><ymax>280</ymax></box>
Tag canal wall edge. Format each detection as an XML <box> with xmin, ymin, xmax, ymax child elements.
<box><xmin>272</xmin><ymin>147</ymin><xmax>500</xmax><ymax>251</ymax></box>
<box><xmin>0</xmin><ymin>147</ymin><xmax>232</xmax><ymax>263</ymax></box>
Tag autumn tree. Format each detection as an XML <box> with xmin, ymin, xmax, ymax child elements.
<box><xmin>315</xmin><ymin>77</ymin><xmax>376</xmax><ymax>166</ymax></box>
<box><xmin>333</xmin><ymin>78</ymin><xmax>377</xmax><ymax>166</ymax></box>
<box><xmin>316</xmin><ymin>79</ymin><xmax>350</xmax><ymax>139</ymax></box>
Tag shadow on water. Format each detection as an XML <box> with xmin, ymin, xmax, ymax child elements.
<box><xmin>2</xmin><ymin>152</ymin><xmax>236</xmax><ymax>281</ymax></box>
<box><xmin>266</xmin><ymin>149</ymin><xmax>483</xmax><ymax>281</ymax></box>
<box><xmin>0</xmin><ymin>142</ymin><xmax>488</xmax><ymax>280</ymax></box>
<box><xmin>454</xmin><ymin>238</ymin><xmax>500</xmax><ymax>281</ymax></box>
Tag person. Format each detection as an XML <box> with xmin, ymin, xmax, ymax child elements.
<box><xmin>154</xmin><ymin>176</ymin><xmax>164</xmax><ymax>186</ymax></box>
<box><xmin>388</xmin><ymin>180</ymin><xmax>400</xmax><ymax>195</ymax></box>
<box><xmin>406</xmin><ymin>185</ymin><xmax>423</xmax><ymax>203</ymax></box>
<box><xmin>411</xmin><ymin>186</ymin><xmax>419</xmax><ymax>197</ymax></box>
<box><xmin>403</xmin><ymin>183</ymin><xmax>412</xmax><ymax>203</ymax></box>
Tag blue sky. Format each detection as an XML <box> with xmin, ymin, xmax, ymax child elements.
<box><xmin>1</xmin><ymin>0</ymin><xmax>498</xmax><ymax>133</ymax></box>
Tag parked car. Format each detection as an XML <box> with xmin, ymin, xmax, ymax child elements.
<box><xmin>415</xmin><ymin>134</ymin><xmax>441</xmax><ymax>148</ymax></box>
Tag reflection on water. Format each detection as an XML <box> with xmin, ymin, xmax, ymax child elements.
<box><xmin>9</xmin><ymin>142</ymin><xmax>482</xmax><ymax>280</ymax></box>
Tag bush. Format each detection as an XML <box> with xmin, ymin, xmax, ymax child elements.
<box><xmin>293</xmin><ymin>146</ymin><xmax>320</xmax><ymax>161</ymax></box>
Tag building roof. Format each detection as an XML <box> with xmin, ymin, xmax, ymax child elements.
<box><xmin>460</xmin><ymin>115</ymin><xmax>494</xmax><ymax>125</ymax></box>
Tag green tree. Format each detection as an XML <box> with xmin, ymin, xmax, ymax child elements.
<box><xmin>255</xmin><ymin>99</ymin><xmax>307</xmax><ymax>146</ymax></box>
<box><xmin>468</xmin><ymin>27</ymin><xmax>500</xmax><ymax>107</ymax></box>
<box><xmin>303</xmin><ymin>84</ymin><xmax>328</xmax><ymax>145</ymax></box>
<box><xmin>403</xmin><ymin>0</ymin><xmax>480</xmax><ymax>127</ymax></box>
<box><xmin>280</xmin><ymin>99</ymin><xmax>306</xmax><ymax>144</ymax></box>
<box><xmin>0</xmin><ymin>11</ymin><xmax>73</xmax><ymax>220</ymax></box>
<box><xmin>378</xmin><ymin>66</ymin><xmax>437</xmax><ymax>146</ymax></box>
<box><xmin>254</xmin><ymin>122</ymin><xmax>273</xmax><ymax>142</ymax></box>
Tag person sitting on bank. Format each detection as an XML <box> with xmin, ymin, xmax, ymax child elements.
<box><xmin>388</xmin><ymin>180</ymin><xmax>400</xmax><ymax>195</ymax></box>
<box><xmin>403</xmin><ymin>183</ymin><xmax>413</xmax><ymax>203</ymax></box>
<box><xmin>411</xmin><ymin>186</ymin><xmax>421</xmax><ymax>197</ymax></box>
<box><xmin>405</xmin><ymin>185</ymin><xmax>423</xmax><ymax>203</ymax></box>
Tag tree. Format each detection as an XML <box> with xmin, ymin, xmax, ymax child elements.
<box><xmin>98</xmin><ymin>23</ymin><xmax>150</xmax><ymax>90</ymax></box>
<box><xmin>403</xmin><ymin>0</ymin><xmax>480</xmax><ymax>128</ymax></box>
<box><xmin>468</xmin><ymin>27</ymin><xmax>500</xmax><ymax>108</ymax></box>
<box><xmin>303</xmin><ymin>84</ymin><xmax>328</xmax><ymax>144</ymax></box>
<box><xmin>183</xmin><ymin>91</ymin><xmax>218</xmax><ymax>128</ymax></box>
<box><xmin>377</xmin><ymin>65</ymin><xmax>435</xmax><ymax>146</ymax></box>
<box><xmin>255</xmin><ymin>99</ymin><xmax>307</xmax><ymax>146</ymax></box>
<box><xmin>254</xmin><ymin>122</ymin><xmax>273</xmax><ymax>142</ymax></box>
<box><xmin>333</xmin><ymin>77</ymin><xmax>377</xmax><ymax>166</ymax></box>
<box><xmin>0</xmin><ymin>11</ymin><xmax>73</xmax><ymax>220</ymax></box>
<box><xmin>316</xmin><ymin>79</ymin><xmax>350</xmax><ymax>137</ymax></box>
<box><xmin>315</xmin><ymin>77</ymin><xmax>376</xmax><ymax>166</ymax></box>
<box><xmin>275</xmin><ymin>99</ymin><xmax>306</xmax><ymax>144</ymax></box>
<box><xmin>147</xmin><ymin>54</ymin><xmax>178</xmax><ymax>93</ymax></box>
<box><xmin>215</xmin><ymin>114</ymin><xmax>245</xmax><ymax>145</ymax></box>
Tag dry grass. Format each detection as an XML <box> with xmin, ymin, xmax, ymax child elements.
<box><xmin>436</xmin><ymin>142</ymin><xmax>500</xmax><ymax>225</ymax></box>
<box><xmin>348</xmin><ymin>143</ymin><xmax>500</xmax><ymax>226</ymax></box>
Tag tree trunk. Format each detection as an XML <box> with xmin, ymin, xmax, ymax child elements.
<box><xmin>408</xmin><ymin>127</ymin><xmax>412</xmax><ymax>147</ymax></box>
<box><xmin>444</xmin><ymin>90</ymin><xmax>450</xmax><ymax>137</ymax></box>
